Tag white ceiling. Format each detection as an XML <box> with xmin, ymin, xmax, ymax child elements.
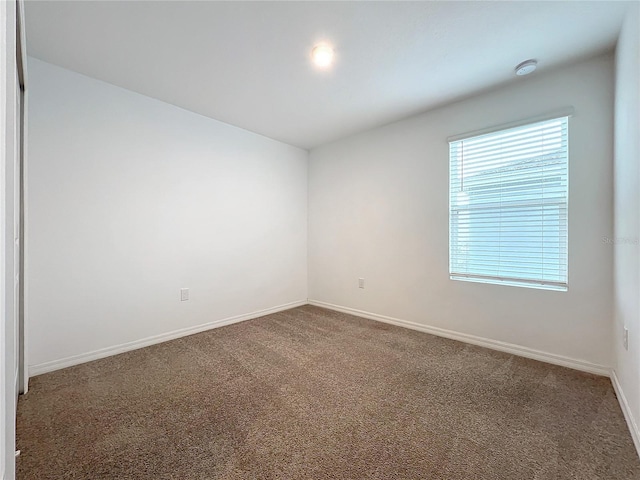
<box><xmin>24</xmin><ymin>1</ymin><xmax>630</xmax><ymax>150</ymax></box>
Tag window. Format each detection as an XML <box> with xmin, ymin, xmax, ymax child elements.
<box><xmin>449</xmin><ymin>116</ymin><xmax>569</xmax><ymax>291</ymax></box>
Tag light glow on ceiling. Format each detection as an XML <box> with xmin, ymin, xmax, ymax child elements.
<box><xmin>311</xmin><ymin>43</ymin><xmax>334</xmax><ymax>68</ymax></box>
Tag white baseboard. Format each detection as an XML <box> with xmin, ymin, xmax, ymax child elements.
<box><xmin>29</xmin><ymin>300</ymin><xmax>307</xmax><ymax>376</ymax></box>
<box><xmin>611</xmin><ymin>369</ymin><xmax>640</xmax><ymax>458</ymax></box>
<box><xmin>308</xmin><ymin>299</ymin><xmax>611</xmax><ymax>376</ymax></box>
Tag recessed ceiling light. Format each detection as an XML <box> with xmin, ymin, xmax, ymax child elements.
<box><xmin>311</xmin><ymin>43</ymin><xmax>334</xmax><ymax>68</ymax></box>
<box><xmin>515</xmin><ymin>59</ymin><xmax>537</xmax><ymax>76</ymax></box>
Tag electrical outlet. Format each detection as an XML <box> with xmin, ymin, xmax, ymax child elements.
<box><xmin>623</xmin><ymin>326</ymin><xmax>629</xmax><ymax>351</ymax></box>
<box><xmin>358</xmin><ymin>278</ymin><xmax>365</xmax><ymax>289</ymax></box>
<box><xmin>180</xmin><ymin>288</ymin><xmax>189</xmax><ymax>301</ymax></box>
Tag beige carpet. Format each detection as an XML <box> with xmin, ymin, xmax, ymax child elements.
<box><xmin>16</xmin><ymin>305</ymin><xmax>640</xmax><ymax>479</ymax></box>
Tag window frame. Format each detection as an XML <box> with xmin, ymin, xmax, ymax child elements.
<box><xmin>448</xmin><ymin>111</ymin><xmax>572</xmax><ymax>291</ymax></box>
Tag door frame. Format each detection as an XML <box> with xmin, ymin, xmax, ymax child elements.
<box><xmin>16</xmin><ymin>0</ymin><xmax>27</xmax><ymax>396</ymax></box>
<box><xmin>1</xmin><ymin>0</ymin><xmax>26</xmax><ymax>476</ymax></box>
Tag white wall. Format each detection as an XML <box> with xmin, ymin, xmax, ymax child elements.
<box><xmin>309</xmin><ymin>54</ymin><xmax>614</xmax><ymax>371</ymax></box>
<box><xmin>613</xmin><ymin>4</ymin><xmax>640</xmax><ymax>452</ymax></box>
<box><xmin>27</xmin><ymin>58</ymin><xmax>308</xmax><ymax>371</ymax></box>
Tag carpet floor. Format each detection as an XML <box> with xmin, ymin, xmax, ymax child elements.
<box><xmin>16</xmin><ymin>305</ymin><xmax>640</xmax><ymax>479</ymax></box>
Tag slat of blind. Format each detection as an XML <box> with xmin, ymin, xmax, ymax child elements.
<box><xmin>458</xmin><ymin>130</ymin><xmax>567</xmax><ymax>157</ymax></box>
<box><xmin>450</xmin><ymin>264</ymin><xmax>566</xmax><ymax>274</ymax></box>
<box><xmin>454</xmin><ymin>218</ymin><xmax>568</xmax><ymax>225</ymax></box>
<box><xmin>454</xmin><ymin>166</ymin><xmax>567</xmax><ymax>180</ymax></box>
<box><xmin>455</xmin><ymin>206</ymin><xmax>568</xmax><ymax>213</ymax></box>
<box><xmin>454</xmin><ymin>160</ymin><xmax>568</xmax><ymax>178</ymax></box>
<box><xmin>453</xmin><ymin>124</ymin><xmax>567</xmax><ymax>149</ymax></box>
<box><xmin>451</xmin><ymin>260</ymin><xmax>564</xmax><ymax>269</ymax></box>
<box><xmin>452</xmin><ymin>198</ymin><xmax>567</xmax><ymax>208</ymax></box>
<box><xmin>459</xmin><ymin>160</ymin><xmax>566</xmax><ymax>174</ymax></box>
<box><xmin>455</xmin><ymin>159</ymin><xmax>567</xmax><ymax>177</ymax></box>
<box><xmin>449</xmin><ymin>115</ymin><xmax>569</xmax><ymax>290</ymax></box>
<box><xmin>451</xmin><ymin>266</ymin><xmax>566</xmax><ymax>275</ymax></box>
<box><xmin>452</xmin><ymin>215</ymin><xmax>567</xmax><ymax>221</ymax></box>
<box><xmin>458</xmin><ymin>142</ymin><xmax>567</xmax><ymax>165</ymax></box>
<box><xmin>453</xmin><ymin>151</ymin><xmax>566</xmax><ymax>170</ymax></box>
<box><xmin>455</xmin><ymin>164</ymin><xmax>568</xmax><ymax>180</ymax></box>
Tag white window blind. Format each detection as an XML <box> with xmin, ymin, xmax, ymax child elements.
<box><xmin>449</xmin><ymin>116</ymin><xmax>569</xmax><ymax>291</ymax></box>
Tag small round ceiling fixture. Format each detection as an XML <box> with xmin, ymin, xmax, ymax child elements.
<box><xmin>311</xmin><ymin>43</ymin><xmax>334</xmax><ymax>68</ymax></box>
<box><xmin>515</xmin><ymin>59</ymin><xmax>537</xmax><ymax>76</ymax></box>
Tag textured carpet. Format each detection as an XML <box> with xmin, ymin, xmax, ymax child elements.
<box><xmin>16</xmin><ymin>305</ymin><xmax>640</xmax><ymax>479</ymax></box>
